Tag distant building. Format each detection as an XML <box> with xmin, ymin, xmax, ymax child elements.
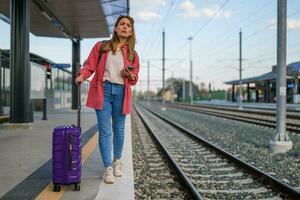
<box><xmin>225</xmin><ymin>61</ymin><xmax>300</xmax><ymax>103</ymax></box>
<box><xmin>157</xmin><ymin>78</ymin><xmax>200</xmax><ymax>102</ymax></box>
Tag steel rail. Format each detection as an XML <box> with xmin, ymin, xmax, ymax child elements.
<box><xmin>163</xmin><ymin>103</ymin><xmax>300</xmax><ymax>134</ymax></box>
<box><xmin>164</xmin><ymin>102</ymin><xmax>300</xmax><ymax>120</ymax></box>
<box><xmin>138</xmin><ymin>103</ymin><xmax>300</xmax><ymax>199</ymax></box>
<box><xmin>134</xmin><ymin>105</ymin><xmax>204</xmax><ymax>200</ymax></box>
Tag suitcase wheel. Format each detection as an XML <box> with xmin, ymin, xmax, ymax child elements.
<box><xmin>53</xmin><ymin>184</ymin><xmax>61</xmax><ymax>192</ymax></box>
<box><xmin>73</xmin><ymin>183</ymin><xmax>80</xmax><ymax>191</ymax></box>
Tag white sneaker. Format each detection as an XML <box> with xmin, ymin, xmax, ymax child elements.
<box><xmin>104</xmin><ymin>166</ymin><xmax>114</xmax><ymax>184</ymax></box>
<box><xmin>113</xmin><ymin>160</ymin><xmax>123</xmax><ymax>177</ymax></box>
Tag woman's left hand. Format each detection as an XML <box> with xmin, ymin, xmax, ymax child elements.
<box><xmin>120</xmin><ymin>68</ymin><xmax>134</xmax><ymax>80</ymax></box>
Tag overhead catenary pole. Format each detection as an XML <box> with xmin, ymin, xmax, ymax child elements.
<box><xmin>171</xmin><ymin>70</ymin><xmax>174</xmax><ymax>103</ymax></box>
<box><xmin>188</xmin><ymin>36</ymin><xmax>193</xmax><ymax>104</ymax></box>
<box><xmin>126</xmin><ymin>0</ymin><xmax>130</xmax><ymax>15</ymax></box>
<box><xmin>0</xmin><ymin>50</ymin><xmax>2</xmax><ymax>115</ymax></box>
<box><xmin>269</xmin><ymin>0</ymin><xmax>292</xmax><ymax>153</ymax></box>
<box><xmin>162</xmin><ymin>30</ymin><xmax>166</xmax><ymax>109</ymax></box>
<box><xmin>209</xmin><ymin>83</ymin><xmax>211</xmax><ymax>102</ymax></box>
<box><xmin>238</xmin><ymin>29</ymin><xmax>243</xmax><ymax>109</ymax></box>
<box><xmin>182</xmin><ymin>78</ymin><xmax>185</xmax><ymax>102</ymax></box>
<box><xmin>147</xmin><ymin>60</ymin><xmax>150</xmax><ymax>104</ymax></box>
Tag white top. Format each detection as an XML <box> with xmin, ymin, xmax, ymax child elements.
<box><xmin>103</xmin><ymin>48</ymin><xmax>124</xmax><ymax>85</ymax></box>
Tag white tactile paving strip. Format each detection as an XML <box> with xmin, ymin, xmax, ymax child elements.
<box><xmin>94</xmin><ymin>115</ymin><xmax>134</xmax><ymax>200</ymax></box>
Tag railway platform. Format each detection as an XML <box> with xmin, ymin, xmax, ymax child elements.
<box><xmin>1</xmin><ymin>101</ymin><xmax>300</xmax><ymax>199</ymax></box>
<box><xmin>0</xmin><ymin>107</ymin><xmax>134</xmax><ymax>200</ymax></box>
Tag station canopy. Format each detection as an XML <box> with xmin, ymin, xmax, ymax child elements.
<box><xmin>224</xmin><ymin>61</ymin><xmax>300</xmax><ymax>85</ymax></box>
<box><xmin>224</xmin><ymin>72</ymin><xmax>294</xmax><ymax>85</ymax></box>
<box><xmin>0</xmin><ymin>0</ymin><xmax>128</xmax><ymax>39</ymax></box>
<box><xmin>1</xmin><ymin>49</ymin><xmax>55</xmax><ymax>68</ymax></box>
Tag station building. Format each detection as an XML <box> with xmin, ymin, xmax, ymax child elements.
<box><xmin>0</xmin><ymin>49</ymin><xmax>89</xmax><ymax>116</ymax></box>
<box><xmin>225</xmin><ymin>61</ymin><xmax>300</xmax><ymax>104</ymax></box>
<box><xmin>0</xmin><ymin>0</ymin><xmax>129</xmax><ymax>123</ymax></box>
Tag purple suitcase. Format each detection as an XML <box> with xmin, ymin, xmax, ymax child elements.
<box><xmin>52</xmin><ymin>86</ymin><xmax>82</xmax><ymax>192</ymax></box>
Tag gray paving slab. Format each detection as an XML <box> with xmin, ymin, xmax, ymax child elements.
<box><xmin>0</xmin><ymin>125</ymin><xmax>98</xmax><ymax>200</ymax></box>
<box><xmin>61</xmin><ymin>114</ymin><xmax>134</xmax><ymax>200</ymax></box>
<box><xmin>0</xmin><ymin>106</ymin><xmax>97</xmax><ymax>198</ymax></box>
<box><xmin>61</xmin><ymin>144</ymin><xmax>104</xmax><ymax>200</ymax></box>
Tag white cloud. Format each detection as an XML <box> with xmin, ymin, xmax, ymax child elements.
<box><xmin>179</xmin><ymin>1</ymin><xmax>202</xmax><ymax>18</ymax></box>
<box><xmin>287</xmin><ymin>19</ymin><xmax>300</xmax><ymax>30</ymax></box>
<box><xmin>179</xmin><ymin>1</ymin><xmax>232</xmax><ymax>19</ymax></box>
<box><xmin>223</xmin><ymin>11</ymin><xmax>232</xmax><ymax>18</ymax></box>
<box><xmin>130</xmin><ymin>0</ymin><xmax>165</xmax><ymax>23</ymax></box>
<box><xmin>202</xmin><ymin>5</ymin><xmax>221</xmax><ymax>18</ymax></box>
<box><xmin>269</xmin><ymin>18</ymin><xmax>300</xmax><ymax>30</ymax></box>
<box><xmin>131</xmin><ymin>0</ymin><xmax>166</xmax><ymax>10</ymax></box>
<box><xmin>135</xmin><ymin>11</ymin><xmax>161</xmax><ymax>22</ymax></box>
<box><xmin>269</xmin><ymin>19</ymin><xmax>276</xmax><ymax>29</ymax></box>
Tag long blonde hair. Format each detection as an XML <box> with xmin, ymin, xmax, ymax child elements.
<box><xmin>101</xmin><ymin>15</ymin><xmax>136</xmax><ymax>62</ymax></box>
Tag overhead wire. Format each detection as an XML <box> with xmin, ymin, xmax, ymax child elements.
<box><xmin>143</xmin><ymin>0</ymin><xmax>177</xmax><ymax>57</ymax></box>
<box><xmin>139</xmin><ymin>0</ymin><xmax>165</xmax><ymax>54</ymax></box>
<box><xmin>208</xmin><ymin>0</ymin><xmax>300</xmax><ymax>61</ymax></box>
<box><xmin>194</xmin><ymin>0</ymin><xmax>274</xmax><ymax>55</ymax></box>
<box><xmin>168</xmin><ymin>0</ymin><xmax>232</xmax><ymax>58</ymax></box>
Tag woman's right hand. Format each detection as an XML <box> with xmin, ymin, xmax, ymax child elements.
<box><xmin>75</xmin><ymin>74</ymin><xmax>84</xmax><ymax>85</ymax></box>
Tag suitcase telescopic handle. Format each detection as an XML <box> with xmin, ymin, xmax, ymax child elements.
<box><xmin>77</xmin><ymin>85</ymin><xmax>81</xmax><ymax>128</ymax></box>
<box><xmin>68</xmin><ymin>133</ymin><xmax>74</xmax><ymax>170</ymax></box>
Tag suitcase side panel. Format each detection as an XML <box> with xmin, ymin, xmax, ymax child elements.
<box><xmin>52</xmin><ymin>125</ymin><xmax>82</xmax><ymax>185</ymax></box>
<box><xmin>65</xmin><ymin>126</ymin><xmax>81</xmax><ymax>184</ymax></box>
<box><xmin>52</xmin><ymin>126</ymin><xmax>66</xmax><ymax>184</ymax></box>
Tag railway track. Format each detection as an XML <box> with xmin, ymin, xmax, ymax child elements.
<box><xmin>134</xmin><ymin>103</ymin><xmax>300</xmax><ymax>199</ymax></box>
<box><xmin>132</xmin><ymin>109</ymin><xmax>190</xmax><ymax>199</ymax></box>
<box><xmin>159</xmin><ymin>102</ymin><xmax>300</xmax><ymax>134</ymax></box>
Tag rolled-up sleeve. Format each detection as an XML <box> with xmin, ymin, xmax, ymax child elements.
<box><xmin>128</xmin><ymin>52</ymin><xmax>140</xmax><ymax>86</ymax></box>
<box><xmin>77</xmin><ymin>41</ymin><xmax>102</xmax><ymax>80</ymax></box>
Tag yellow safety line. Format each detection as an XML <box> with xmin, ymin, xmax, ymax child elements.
<box><xmin>0</xmin><ymin>116</ymin><xmax>9</xmax><ymax>120</ymax></box>
<box><xmin>35</xmin><ymin>132</ymin><xmax>99</xmax><ymax>200</ymax></box>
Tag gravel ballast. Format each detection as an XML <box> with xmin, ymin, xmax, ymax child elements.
<box><xmin>131</xmin><ymin>109</ymin><xmax>190</xmax><ymax>199</ymax></box>
<box><xmin>140</xmin><ymin>102</ymin><xmax>300</xmax><ymax>191</ymax></box>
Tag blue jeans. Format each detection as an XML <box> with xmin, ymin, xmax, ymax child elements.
<box><xmin>95</xmin><ymin>81</ymin><xmax>126</xmax><ymax>168</ymax></box>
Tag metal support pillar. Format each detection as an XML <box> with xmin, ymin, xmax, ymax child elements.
<box><xmin>209</xmin><ymin>83</ymin><xmax>211</xmax><ymax>102</ymax></box>
<box><xmin>269</xmin><ymin>0</ymin><xmax>292</xmax><ymax>153</ymax></box>
<box><xmin>3</xmin><ymin>58</ymin><xmax>5</xmax><ymax>107</ymax></box>
<box><xmin>293</xmin><ymin>77</ymin><xmax>299</xmax><ymax>103</ymax></box>
<box><xmin>238</xmin><ymin>29</ymin><xmax>243</xmax><ymax>109</ymax></box>
<box><xmin>232</xmin><ymin>84</ymin><xmax>235</xmax><ymax>102</ymax></box>
<box><xmin>0</xmin><ymin>50</ymin><xmax>3</xmax><ymax>115</ymax></box>
<box><xmin>72</xmin><ymin>39</ymin><xmax>81</xmax><ymax>110</ymax></box>
<box><xmin>42</xmin><ymin>70</ymin><xmax>47</xmax><ymax>120</ymax></box>
<box><xmin>126</xmin><ymin>0</ymin><xmax>130</xmax><ymax>15</ymax></box>
<box><xmin>42</xmin><ymin>98</ymin><xmax>47</xmax><ymax>120</ymax></box>
<box><xmin>162</xmin><ymin>30</ymin><xmax>166</xmax><ymax>109</ymax></box>
<box><xmin>10</xmin><ymin>0</ymin><xmax>33</xmax><ymax>123</ymax></box>
<box><xmin>267</xmin><ymin>80</ymin><xmax>270</xmax><ymax>103</ymax></box>
<box><xmin>188</xmin><ymin>37</ymin><xmax>193</xmax><ymax>104</ymax></box>
<box><xmin>182</xmin><ymin>79</ymin><xmax>185</xmax><ymax>102</ymax></box>
<box><xmin>264</xmin><ymin>81</ymin><xmax>268</xmax><ymax>103</ymax></box>
<box><xmin>147</xmin><ymin>60</ymin><xmax>150</xmax><ymax>104</ymax></box>
<box><xmin>247</xmin><ymin>83</ymin><xmax>250</xmax><ymax>102</ymax></box>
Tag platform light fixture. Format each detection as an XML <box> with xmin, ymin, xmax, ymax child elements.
<box><xmin>41</xmin><ymin>10</ymin><xmax>52</xmax><ymax>21</ymax></box>
<box><xmin>0</xmin><ymin>13</ymin><xmax>10</xmax><ymax>24</ymax></box>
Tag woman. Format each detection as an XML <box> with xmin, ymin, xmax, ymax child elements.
<box><xmin>75</xmin><ymin>15</ymin><xmax>139</xmax><ymax>184</ymax></box>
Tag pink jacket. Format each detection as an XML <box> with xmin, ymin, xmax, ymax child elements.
<box><xmin>79</xmin><ymin>41</ymin><xmax>140</xmax><ymax>115</ymax></box>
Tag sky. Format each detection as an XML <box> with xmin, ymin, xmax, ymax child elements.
<box><xmin>1</xmin><ymin>0</ymin><xmax>300</xmax><ymax>92</ymax></box>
